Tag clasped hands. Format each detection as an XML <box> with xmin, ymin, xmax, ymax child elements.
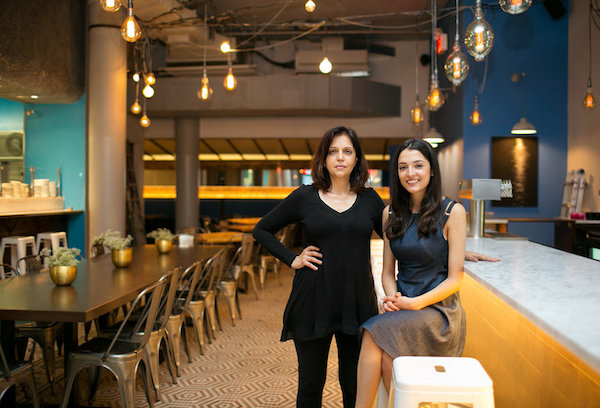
<box><xmin>291</xmin><ymin>245</ymin><xmax>323</xmax><ymax>270</ymax></box>
<box><xmin>381</xmin><ymin>292</ymin><xmax>418</xmax><ymax>312</ymax></box>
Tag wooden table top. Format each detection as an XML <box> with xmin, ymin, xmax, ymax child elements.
<box><xmin>196</xmin><ymin>231</ymin><xmax>244</xmax><ymax>244</ymax></box>
<box><xmin>224</xmin><ymin>224</ymin><xmax>255</xmax><ymax>233</ymax></box>
<box><xmin>0</xmin><ymin>244</ymin><xmax>224</xmax><ymax>323</ymax></box>
<box><xmin>225</xmin><ymin>217</ymin><xmax>262</xmax><ymax>225</ymax></box>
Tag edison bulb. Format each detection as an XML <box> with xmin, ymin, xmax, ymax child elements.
<box><xmin>410</xmin><ymin>100</ymin><xmax>424</xmax><ymax>126</ymax></box>
<box><xmin>470</xmin><ymin>108</ymin><xmax>482</xmax><ymax>126</ymax></box>
<box><xmin>99</xmin><ymin>0</ymin><xmax>121</xmax><ymax>12</ymax></box>
<box><xmin>444</xmin><ymin>42</ymin><xmax>469</xmax><ymax>85</ymax></box>
<box><xmin>132</xmin><ymin>72</ymin><xmax>140</xmax><ymax>82</ymax></box>
<box><xmin>145</xmin><ymin>72</ymin><xmax>156</xmax><ymax>85</ymax></box>
<box><xmin>223</xmin><ymin>69</ymin><xmax>237</xmax><ymax>91</ymax></box>
<box><xmin>121</xmin><ymin>10</ymin><xmax>142</xmax><ymax>42</ymax></box>
<box><xmin>142</xmin><ymin>84</ymin><xmax>154</xmax><ymax>98</ymax></box>
<box><xmin>499</xmin><ymin>0</ymin><xmax>531</xmax><ymax>14</ymax></box>
<box><xmin>220</xmin><ymin>41</ymin><xmax>231</xmax><ymax>53</ymax></box>
<box><xmin>319</xmin><ymin>57</ymin><xmax>332</xmax><ymax>74</ymax></box>
<box><xmin>197</xmin><ymin>76</ymin><xmax>213</xmax><ymax>100</ymax></box>
<box><xmin>584</xmin><ymin>87</ymin><xmax>597</xmax><ymax>111</ymax></box>
<box><xmin>130</xmin><ymin>100</ymin><xmax>141</xmax><ymax>115</ymax></box>
<box><xmin>305</xmin><ymin>0</ymin><xmax>316</xmax><ymax>12</ymax></box>
<box><xmin>140</xmin><ymin>114</ymin><xmax>150</xmax><ymax>128</ymax></box>
<box><xmin>464</xmin><ymin>7</ymin><xmax>494</xmax><ymax>61</ymax></box>
<box><xmin>426</xmin><ymin>80</ymin><xmax>444</xmax><ymax>111</ymax></box>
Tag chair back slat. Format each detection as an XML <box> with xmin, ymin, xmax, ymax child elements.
<box><xmin>0</xmin><ymin>264</ymin><xmax>18</xmax><ymax>280</ymax></box>
<box><xmin>154</xmin><ymin>268</ymin><xmax>181</xmax><ymax>331</ymax></box>
<box><xmin>182</xmin><ymin>259</ymin><xmax>208</xmax><ymax>310</ymax></box>
<box><xmin>104</xmin><ymin>278</ymin><xmax>166</xmax><ymax>360</ymax></box>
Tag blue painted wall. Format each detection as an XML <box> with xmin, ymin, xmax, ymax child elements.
<box><xmin>444</xmin><ymin>2</ymin><xmax>568</xmax><ymax>246</ymax></box>
<box><xmin>24</xmin><ymin>97</ymin><xmax>86</xmax><ymax>252</ymax></box>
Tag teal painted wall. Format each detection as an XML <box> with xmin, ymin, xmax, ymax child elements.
<box><xmin>0</xmin><ymin>98</ymin><xmax>24</xmax><ymax>131</ymax></box>
<box><xmin>23</xmin><ymin>96</ymin><xmax>86</xmax><ymax>252</ymax></box>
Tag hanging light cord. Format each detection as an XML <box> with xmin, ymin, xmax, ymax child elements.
<box><xmin>454</xmin><ymin>0</ymin><xmax>460</xmax><ymax>43</ymax></box>
<box><xmin>415</xmin><ymin>15</ymin><xmax>420</xmax><ymax>99</ymax></box>
<box><xmin>203</xmin><ymin>3</ymin><xmax>208</xmax><ymax>75</ymax></box>
<box><xmin>589</xmin><ymin>0</ymin><xmax>593</xmax><ymax>85</ymax></box>
<box><xmin>431</xmin><ymin>0</ymin><xmax>437</xmax><ymax>83</ymax></box>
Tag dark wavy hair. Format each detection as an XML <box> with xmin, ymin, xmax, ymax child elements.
<box><xmin>385</xmin><ymin>138</ymin><xmax>442</xmax><ymax>239</ymax></box>
<box><xmin>311</xmin><ymin>126</ymin><xmax>369</xmax><ymax>193</ymax></box>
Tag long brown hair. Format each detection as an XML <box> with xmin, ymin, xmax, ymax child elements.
<box><xmin>385</xmin><ymin>138</ymin><xmax>442</xmax><ymax>239</ymax></box>
<box><xmin>311</xmin><ymin>126</ymin><xmax>369</xmax><ymax>193</ymax></box>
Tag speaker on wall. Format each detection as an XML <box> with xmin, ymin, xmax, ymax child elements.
<box><xmin>544</xmin><ymin>0</ymin><xmax>566</xmax><ymax>20</ymax></box>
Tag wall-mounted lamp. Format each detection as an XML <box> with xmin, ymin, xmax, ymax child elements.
<box><xmin>510</xmin><ymin>72</ymin><xmax>536</xmax><ymax>135</ymax></box>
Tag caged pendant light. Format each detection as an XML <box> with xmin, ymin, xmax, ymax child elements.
<box><xmin>444</xmin><ymin>0</ymin><xmax>469</xmax><ymax>85</ymax></box>
<box><xmin>426</xmin><ymin>0</ymin><xmax>445</xmax><ymax>111</ymax></box>
<box><xmin>464</xmin><ymin>0</ymin><xmax>494</xmax><ymax>61</ymax></box>
<box><xmin>499</xmin><ymin>0</ymin><xmax>531</xmax><ymax>15</ymax></box>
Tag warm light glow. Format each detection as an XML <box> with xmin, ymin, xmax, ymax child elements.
<box><xmin>426</xmin><ymin>80</ymin><xmax>444</xmax><ymax>111</ymax></box>
<box><xmin>30</xmin><ymin>95</ymin><xmax>39</xmax><ymax>99</ymax></box>
<box><xmin>140</xmin><ymin>114</ymin><xmax>150</xmax><ymax>127</ymax></box>
<box><xmin>444</xmin><ymin>42</ymin><xmax>469</xmax><ymax>85</ymax></box>
<box><xmin>130</xmin><ymin>100</ymin><xmax>141</xmax><ymax>114</ymax></box>
<box><xmin>319</xmin><ymin>57</ymin><xmax>333</xmax><ymax>74</ymax></box>
<box><xmin>220</xmin><ymin>41</ymin><xmax>231</xmax><ymax>53</ymax></box>
<box><xmin>305</xmin><ymin>0</ymin><xmax>316</xmax><ymax>12</ymax></box>
<box><xmin>470</xmin><ymin>108</ymin><xmax>481</xmax><ymax>126</ymax></box>
<box><xmin>464</xmin><ymin>4</ymin><xmax>494</xmax><ymax>61</ymax></box>
<box><xmin>99</xmin><ymin>0</ymin><xmax>121</xmax><ymax>12</ymax></box>
<box><xmin>410</xmin><ymin>100</ymin><xmax>424</xmax><ymax>126</ymax></box>
<box><xmin>584</xmin><ymin>87</ymin><xmax>597</xmax><ymax>111</ymax></box>
<box><xmin>145</xmin><ymin>72</ymin><xmax>156</xmax><ymax>85</ymax></box>
<box><xmin>499</xmin><ymin>0</ymin><xmax>531</xmax><ymax>14</ymax></box>
<box><xmin>121</xmin><ymin>8</ymin><xmax>142</xmax><ymax>42</ymax></box>
<box><xmin>197</xmin><ymin>76</ymin><xmax>213</xmax><ymax>100</ymax></box>
<box><xmin>142</xmin><ymin>84</ymin><xmax>154</xmax><ymax>98</ymax></box>
<box><xmin>223</xmin><ymin>68</ymin><xmax>237</xmax><ymax>91</ymax></box>
<box><xmin>132</xmin><ymin>72</ymin><xmax>140</xmax><ymax>82</ymax></box>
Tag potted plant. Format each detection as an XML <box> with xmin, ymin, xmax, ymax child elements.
<box><xmin>90</xmin><ymin>229</ymin><xmax>110</xmax><ymax>257</ymax></box>
<box><xmin>39</xmin><ymin>247</ymin><xmax>81</xmax><ymax>285</ymax></box>
<box><xmin>146</xmin><ymin>228</ymin><xmax>175</xmax><ymax>254</ymax></box>
<box><xmin>102</xmin><ymin>230</ymin><xmax>134</xmax><ymax>268</ymax></box>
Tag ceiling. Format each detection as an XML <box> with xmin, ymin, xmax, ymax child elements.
<box><xmin>143</xmin><ymin>136</ymin><xmax>407</xmax><ymax>169</ymax></box>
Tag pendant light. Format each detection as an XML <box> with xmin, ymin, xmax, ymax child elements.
<box><xmin>121</xmin><ymin>0</ymin><xmax>142</xmax><ymax>43</ymax></box>
<box><xmin>99</xmin><ymin>0</ymin><xmax>121</xmax><ymax>12</ymax></box>
<box><xmin>427</xmin><ymin>0</ymin><xmax>444</xmax><ymax>111</ymax></box>
<box><xmin>132</xmin><ymin>72</ymin><xmax>140</xmax><ymax>82</ymax></box>
<box><xmin>145</xmin><ymin>72</ymin><xmax>156</xmax><ymax>86</ymax></box>
<box><xmin>510</xmin><ymin>72</ymin><xmax>536</xmax><ymax>135</ymax></box>
<box><xmin>499</xmin><ymin>0</ymin><xmax>531</xmax><ymax>15</ymax></box>
<box><xmin>140</xmin><ymin>99</ymin><xmax>150</xmax><ymax>127</ymax></box>
<box><xmin>130</xmin><ymin>82</ymin><xmax>141</xmax><ymax>114</ymax></box>
<box><xmin>464</xmin><ymin>0</ymin><xmax>494</xmax><ymax>61</ymax></box>
<box><xmin>197</xmin><ymin>4</ymin><xmax>213</xmax><ymax>101</ymax></box>
<box><xmin>223</xmin><ymin>54</ymin><xmax>237</xmax><ymax>91</ymax></box>
<box><xmin>470</xmin><ymin>94</ymin><xmax>482</xmax><ymax>126</ymax></box>
<box><xmin>319</xmin><ymin>57</ymin><xmax>333</xmax><ymax>74</ymax></box>
<box><xmin>142</xmin><ymin>83</ymin><xmax>154</xmax><ymax>98</ymax></box>
<box><xmin>410</xmin><ymin>17</ymin><xmax>424</xmax><ymax>129</ymax></box>
<box><xmin>305</xmin><ymin>0</ymin><xmax>316</xmax><ymax>13</ymax></box>
<box><xmin>423</xmin><ymin>127</ymin><xmax>445</xmax><ymax>147</ymax></box>
<box><xmin>444</xmin><ymin>0</ymin><xmax>469</xmax><ymax>85</ymax></box>
<box><xmin>584</xmin><ymin>0</ymin><xmax>597</xmax><ymax>111</ymax></box>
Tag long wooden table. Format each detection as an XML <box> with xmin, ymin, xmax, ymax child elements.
<box><xmin>0</xmin><ymin>244</ymin><xmax>224</xmax><ymax>407</ymax></box>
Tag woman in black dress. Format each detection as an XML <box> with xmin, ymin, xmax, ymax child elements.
<box><xmin>253</xmin><ymin>126</ymin><xmax>384</xmax><ymax>407</ymax></box>
<box><xmin>355</xmin><ymin>139</ymin><xmax>467</xmax><ymax>407</ymax></box>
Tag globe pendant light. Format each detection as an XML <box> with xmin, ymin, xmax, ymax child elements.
<box><xmin>427</xmin><ymin>0</ymin><xmax>445</xmax><ymax>111</ymax></box>
<box><xmin>319</xmin><ymin>57</ymin><xmax>333</xmax><ymax>74</ymax></box>
<box><xmin>464</xmin><ymin>0</ymin><xmax>494</xmax><ymax>61</ymax></box>
<box><xmin>99</xmin><ymin>0</ymin><xmax>121</xmax><ymax>12</ymax></box>
<box><xmin>470</xmin><ymin>94</ymin><xmax>482</xmax><ymax>126</ymax></box>
<box><xmin>140</xmin><ymin>99</ymin><xmax>150</xmax><ymax>127</ymax></box>
<box><xmin>223</xmin><ymin>54</ymin><xmax>237</xmax><ymax>91</ymax></box>
<box><xmin>499</xmin><ymin>0</ymin><xmax>531</xmax><ymax>15</ymax></box>
<box><xmin>584</xmin><ymin>0</ymin><xmax>597</xmax><ymax>111</ymax></box>
<box><xmin>121</xmin><ymin>0</ymin><xmax>142</xmax><ymax>43</ymax></box>
<box><xmin>444</xmin><ymin>0</ymin><xmax>469</xmax><ymax>85</ymax></box>
<box><xmin>305</xmin><ymin>0</ymin><xmax>316</xmax><ymax>13</ymax></box>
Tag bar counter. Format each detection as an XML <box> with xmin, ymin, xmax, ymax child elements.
<box><xmin>462</xmin><ymin>237</ymin><xmax>600</xmax><ymax>407</ymax></box>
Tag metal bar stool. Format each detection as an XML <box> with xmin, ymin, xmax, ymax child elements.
<box><xmin>35</xmin><ymin>231</ymin><xmax>68</xmax><ymax>254</ymax></box>
<box><xmin>0</xmin><ymin>236</ymin><xmax>37</xmax><ymax>276</ymax></box>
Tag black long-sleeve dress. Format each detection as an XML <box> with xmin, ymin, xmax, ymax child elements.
<box><xmin>252</xmin><ymin>184</ymin><xmax>385</xmax><ymax>341</ymax></box>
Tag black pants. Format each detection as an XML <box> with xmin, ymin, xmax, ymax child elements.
<box><xmin>293</xmin><ymin>332</ymin><xmax>360</xmax><ymax>408</ymax></box>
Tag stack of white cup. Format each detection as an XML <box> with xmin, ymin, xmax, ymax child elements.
<box><xmin>33</xmin><ymin>179</ymin><xmax>50</xmax><ymax>197</ymax></box>
<box><xmin>1</xmin><ymin>181</ymin><xmax>28</xmax><ymax>198</ymax></box>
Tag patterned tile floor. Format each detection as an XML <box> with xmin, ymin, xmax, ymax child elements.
<box><xmin>24</xmin><ymin>266</ymin><xmax>347</xmax><ymax>407</ymax></box>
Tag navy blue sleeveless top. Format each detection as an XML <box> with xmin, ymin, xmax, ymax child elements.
<box><xmin>389</xmin><ymin>198</ymin><xmax>455</xmax><ymax>298</ymax></box>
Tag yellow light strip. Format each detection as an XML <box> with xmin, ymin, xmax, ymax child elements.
<box><xmin>143</xmin><ymin>185</ymin><xmax>389</xmax><ymax>200</ymax></box>
<box><xmin>143</xmin><ymin>154</ymin><xmax>175</xmax><ymax>161</ymax></box>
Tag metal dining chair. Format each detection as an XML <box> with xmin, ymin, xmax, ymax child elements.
<box><xmin>0</xmin><ymin>342</ymin><xmax>40</xmax><ymax>408</ymax></box>
<box><xmin>60</xmin><ymin>278</ymin><xmax>167</xmax><ymax>408</ymax></box>
<box><xmin>1</xmin><ymin>258</ymin><xmax>63</xmax><ymax>395</ymax></box>
<box><xmin>97</xmin><ymin>268</ymin><xmax>180</xmax><ymax>401</ymax></box>
<box><xmin>258</xmin><ymin>224</ymin><xmax>295</xmax><ymax>289</ymax></box>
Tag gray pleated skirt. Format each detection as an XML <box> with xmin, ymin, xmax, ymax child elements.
<box><xmin>361</xmin><ymin>292</ymin><xmax>466</xmax><ymax>358</ymax></box>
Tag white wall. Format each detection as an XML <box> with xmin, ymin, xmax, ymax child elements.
<box><xmin>568</xmin><ymin>1</ymin><xmax>600</xmax><ymax>212</ymax></box>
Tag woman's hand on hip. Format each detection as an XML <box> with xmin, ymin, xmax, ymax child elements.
<box><xmin>291</xmin><ymin>245</ymin><xmax>322</xmax><ymax>270</ymax></box>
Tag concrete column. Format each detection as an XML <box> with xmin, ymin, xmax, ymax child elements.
<box><xmin>86</xmin><ymin>1</ymin><xmax>127</xmax><ymax>249</ymax></box>
<box><xmin>175</xmin><ymin>118</ymin><xmax>199</xmax><ymax>232</ymax></box>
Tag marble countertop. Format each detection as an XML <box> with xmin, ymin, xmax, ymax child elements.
<box><xmin>465</xmin><ymin>237</ymin><xmax>600</xmax><ymax>372</ymax></box>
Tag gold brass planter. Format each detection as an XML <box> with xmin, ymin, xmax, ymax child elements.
<box><xmin>111</xmin><ymin>247</ymin><xmax>133</xmax><ymax>268</ymax></box>
<box><xmin>155</xmin><ymin>239</ymin><xmax>172</xmax><ymax>254</ymax></box>
<box><xmin>49</xmin><ymin>265</ymin><xmax>78</xmax><ymax>286</ymax></box>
